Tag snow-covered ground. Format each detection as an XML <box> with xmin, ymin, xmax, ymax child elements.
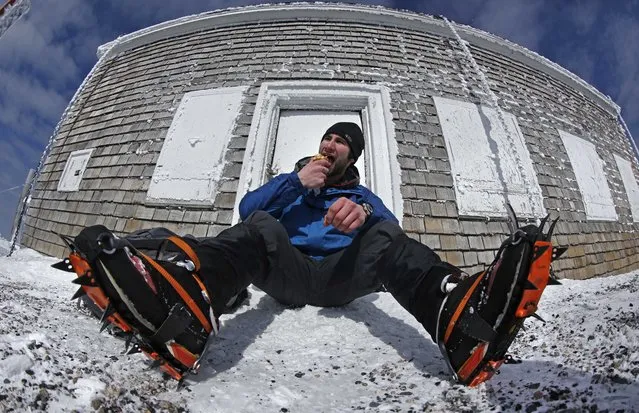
<box><xmin>0</xmin><ymin>244</ymin><xmax>638</xmax><ymax>412</ymax></box>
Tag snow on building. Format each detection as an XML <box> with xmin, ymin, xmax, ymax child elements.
<box><xmin>20</xmin><ymin>3</ymin><xmax>639</xmax><ymax>279</ymax></box>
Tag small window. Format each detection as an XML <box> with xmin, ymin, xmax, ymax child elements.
<box><xmin>58</xmin><ymin>149</ymin><xmax>93</xmax><ymax>192</ymax></box>
<box><xmin>147</xmin><ymin>86</ymin><xmax>247</xmax><ymax>205</ymax></box>
<box><xmin>559</xmin><ymin>130</ymin><xmax>617</xmax><ymax>221</ymax></box>
<box><xmin>271</xmin><ymin>110</ymin><xmax>365</xmax><ymax>183</ymax></box>
<box><xmin>434</xmin><ymin>96</ymin><xmax>545</xmax><ymax>218</ymax></box>
<box><xmin>614</xmin><ymin>154</ymin><xmax>639</xmax><ymax>222</ymax></box>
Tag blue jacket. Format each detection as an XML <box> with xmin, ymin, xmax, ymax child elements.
<box><xmin>239</xmin><ymin>157</ymin><xmax>398</xmax><ymax>259</ymax></box>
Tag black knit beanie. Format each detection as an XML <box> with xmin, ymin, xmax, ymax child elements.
<box><xmin>323</xmin><ymin>122</ymin><xmax>365</xmax><ymax>162</ymax></box>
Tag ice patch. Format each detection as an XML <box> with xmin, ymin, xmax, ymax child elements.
<box><xmin>72</xmin><ymin>377</ymin><xmax>106</xmax><ymax>405</ymax></box>
<box><xmin>0</xmin><ymin>354</ymin><xmax>33</xmax><ymax>378</ymax></box>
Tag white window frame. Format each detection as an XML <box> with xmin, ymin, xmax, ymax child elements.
<box><xmin>232</xmin><ymin>81</ymin><xmax>402</xmax><ymax>224</ymax></box>
<box><xmin>58</xmin><ymin>148</ymin><xmax>93</xmax><ymax>192</ymax></box>
<box><xmin>146</xmin><ymin>86</ymin><xmax>247</xmax><ymax>206</ymax></box>
<box><xmin>433</xmin><ymin>96</ymin><xmax>546</xmax><ymax>218</ymax></box>
<box><xmin>614</xmin><ymin>154</ymin><xmax>639</xmax><ymax>223</ymax></box>
<box><xmin>559</xmin><ymin>130</ymin><xmax>617</xmax><ymax>221</ymax></box>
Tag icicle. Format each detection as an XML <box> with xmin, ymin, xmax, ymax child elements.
<box><xmin>442</xmin><ymin>17</ymin><xmax>537</xmax><ymax>216</ymax></box>
<box><xmin>8</xmin><ymin>42</ymin><xmax>118</xmax><ymax>256</ymax></box>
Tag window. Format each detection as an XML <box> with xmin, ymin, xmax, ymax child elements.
<box><xmin>58</xmin><ymin>149</ymin><xmax>93</xmax><ymax>192</ymax></box>
<box><xmin>433</xmin><ymin>96</ymin><xmax>545</xmax><ymax>218</ymax></box>
<box><xmin>559</xmin><ymin>130</ymin><xmax>617</xmax><ymax>221</ymax></box>
<box><xmin>233</xmin><ymin>81</ymin><xmax>402</xmax><ymax>223</ymax></box>
<box><xmin>147</xmin><ymin>86</ymin><xmax>247</xmax><ymax>205</ymax></box>
<box><xmin>614</xmin><ymin>154</ymin><xmax>639</xmax><ymax>222</ymax></box>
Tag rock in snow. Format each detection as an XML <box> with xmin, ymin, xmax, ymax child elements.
<box><xmin>0</xmin><ymin>247</ymin><xmax>638</xmax><ymax>412</ymax></box>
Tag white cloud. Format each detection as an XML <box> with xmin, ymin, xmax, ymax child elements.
<box><xmin>106</xmin><ymin>0</ymin><xmax>246</xmax><ymax>27</ymax></box>
<box><xmin>472</xmin><ymin>1</ymin><xmax>546</xmax><ymax>51</ymax></box>
<box><xmin>568</xmin><ymin>0</ymin><xmax>600</xmax><ymax>34</ymax></box>
<box><xmin>0</xmin><ymin>68</ymin><xmax>69</xmax><ymax>128</ymax></box>
<box><xmin>0</xmin><ymin>0</ymin><xmax>100</xmax><ymax>83</ymax></box>
<box><xmin>605</xmin><ymin>14</ymin><xmax>639</xmax><ymax>119</ymax></box>
<box><xmin>0</xmin><ymin>138</ymin><xmax>39</xmax><ymax>186</ymax></box>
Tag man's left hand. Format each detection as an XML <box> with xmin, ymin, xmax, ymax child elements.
<box><xmin>324</xmin><ymin>198</ymin><xmax>366</xmax><ymax>233</ymax></box>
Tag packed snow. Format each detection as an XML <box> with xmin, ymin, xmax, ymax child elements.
<box><xmin>0</xmin><ymin>244</ymin><xmax>638</xmax><ymax>412</ymax></box>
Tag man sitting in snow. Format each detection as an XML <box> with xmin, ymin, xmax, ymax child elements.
<box><xmin>64</xmin><ymin>122</ymin><xmax>558</xmax><ymax>386</ymax></box>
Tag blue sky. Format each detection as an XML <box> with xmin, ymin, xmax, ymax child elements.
<box><xmin>0</xmin><ymin>0</ymin><xmax>638</xmax><ymax>239</ymax></box>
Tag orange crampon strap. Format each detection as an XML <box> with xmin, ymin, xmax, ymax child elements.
<box><xmin>163</xmin><ymin>236</ymin><xmax>216</xmax><ymax>329</ymax></box>
<box><xmin>139</xmin><ymin>252</ymin><xmax>214</xmax><ymax>334</ymax></box>
<box><xmin>167</xmin><ymin>236</ymin><xmax>200</xmax><ymax>271</ymax></box>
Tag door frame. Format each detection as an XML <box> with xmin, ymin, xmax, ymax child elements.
<box><xmin>233</xmin><ymin>81</ymin><xmax>402</xmax><ymax>224</ymax></box>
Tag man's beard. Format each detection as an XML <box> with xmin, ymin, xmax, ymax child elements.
<box><xmin>327</xmin><ymin>157</ymin><xmax>351</xmax><ymax>182</ymax></box>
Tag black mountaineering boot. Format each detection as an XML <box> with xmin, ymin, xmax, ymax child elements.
<box><xmin>52</xmin><ymin>225</ymin><xmax>219</xmax><ymax>382</ymax></box>
<box><xmin>435</xmin><ymin>206</ymin><xmax>566</xmax><ymax>386</ymax></box>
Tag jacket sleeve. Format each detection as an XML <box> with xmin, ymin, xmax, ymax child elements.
<box><xmin>361</xmin><ymin>189</ymin><xmax>399</xmax><ymax>227</ymax></box>
<box><xmin>239</xmin><ymin>172</ymin><xmax>306</xmax><ymax>221</ymax></box>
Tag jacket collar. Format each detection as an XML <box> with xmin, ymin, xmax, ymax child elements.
<box><xmin>294</xmin><ymin>156</ymin><xmax>360</xmax><ymax>189</ymax></box>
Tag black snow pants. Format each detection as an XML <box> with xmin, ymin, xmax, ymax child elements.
<box><xmin>195</xmin><ymin>211</ymin><xmax>454</xmax><ymax>338</ymax></box>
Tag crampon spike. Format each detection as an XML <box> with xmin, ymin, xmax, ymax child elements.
<box><xmin>176</xmin><ymin>379</ymin><xmax>186</xmax><ymax>390</ymax></box>
<box><xmin>504</xmin><ymin>202</ymin><xmax>519</xmax><ymax>235</ymax></box>
<box><xmin>529</xmin><ymin>312</ymin><xmax>546</xmax><ymax>323</ymax></box>
<box><xmin>147</xmin><ymin>360</ymin><xmax>162</xmax><ymax>370</ymax></box>
<box><xmin>548</xmin><ymin>268</ymin><xmax>562</xmax><ymax>285</ymax></box>
<box><xmin>127</xmin><ymin>345</ymin><xmax>141</xmax><ymax>355</ymax></box>
<box><xmin>52</xmin><ymin>231</ymin><xmax>77</xmax><ymax>251</ymax></box>
<box><xmin>503</xmin><ymin>354</ymin><xmax>522</xmax><ymax>364</ymax></box>
<box><xmin>124</xmin><ymin>334</ymin><xmax>134</xmax><ymax>353</ymax></box>
<box><xmin>546</xmin><ymin>217</ymin><xmax>560</xmax><ymax>241</ymax></box>
<box><xmin>524</xmin><ymin>280</ymin><xmax>538</xmax><ymax>290</ymax></box>
<box><xmin>51</xmin><ymin>259</ymin><xmax>74</xmax><ymax>273</ymax></box>
<box><xmin>71</xmin><ymin>286</ymin><xmax>87</xmax><ymax>300</ymax></box>
<box><xmin>538</xmin><ymin>214</ymin><xmax>550</xmax><ymax>234</ymax></box>
<box><xmin>100</xmin><ymin>302</ymin><xmax>116</xmax><ymax>323</ymax></box>
<box><xmin>100</xmin><ymin>320</ymin><xmax>111</xmax><ymax>333</ymax></box>
<box><xmin>551</xmin><ymin>247</ymin><xmax>568</xmax><ymax>261</ymax></box>
<box><xmin>72</xmin><ymin>274</ymin><xmax>95</xmax><ymax>286</ymax></box>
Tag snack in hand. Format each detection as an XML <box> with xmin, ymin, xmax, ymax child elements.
<box><xmin>311</xmin><ymin>154</ymin><xmax>328</xmax><ymax>161</ymax></box>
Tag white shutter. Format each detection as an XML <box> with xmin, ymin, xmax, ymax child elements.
<box><xmin>614</xmin><ymin>154</ymin><xmax>639</xmax><ymax>222</ymax></box>
<box><xmin>434</xmin><ymin>96</ymin><xmax>545</xmax><ymax>218</ymax></box>
<box><xmin>559</xmin><ymin>130</ymin><xmax>617</xmax><ymax>220</ymax></box>
<box><xmin>147</xmin><ymin>86</ymin><xmax>247</xmax><ymax>205</ymax></box>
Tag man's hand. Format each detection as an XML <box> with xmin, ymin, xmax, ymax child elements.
<box><xmin>324</xmin><ymin>197</ymin><xmax>366</xmax><ymax>233</ymax></box>
<box><xmin>298</xmin><ymin>158</ymin><xmax>330</xmax><ymax>189</ymax></box>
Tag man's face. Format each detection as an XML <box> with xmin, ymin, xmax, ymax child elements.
<box><xmin>319</xmin><ymin>133</ymin><xmax>354</xmax><ymax>180</ymax></box>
